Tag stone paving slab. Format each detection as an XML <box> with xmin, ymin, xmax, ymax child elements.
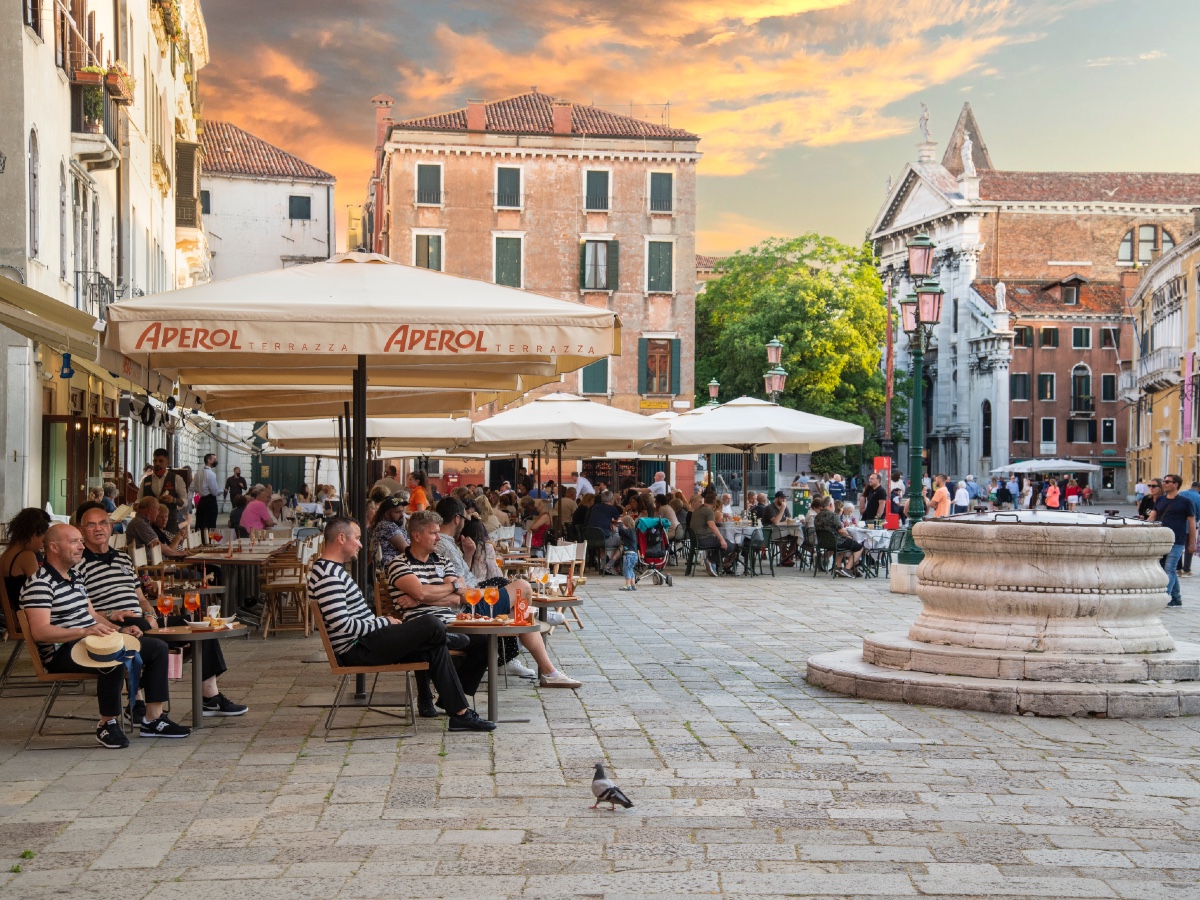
<box><xmin>0</xmin><ymin>559</ymin><xmax>1197</xmax><ymax>897</ymax></box>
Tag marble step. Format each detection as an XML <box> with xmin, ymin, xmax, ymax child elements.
<box><xmin>806</xmin><ymin>648</ymin><xmax>1200</xmax><ymax>718</ymax></box>
<box><xmin>861</xmin><ymin>631</ymin><xmax>1200</xmax><ymax>683</ymax></box>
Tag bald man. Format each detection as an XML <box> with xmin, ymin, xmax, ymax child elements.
<box><xmin>21</xmin><ymin>524</ymin><xmax>189</xmax><ymax>748</ymax></box>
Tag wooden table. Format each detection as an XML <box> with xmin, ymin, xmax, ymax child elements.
<box><xmin>445</xmin><ymin>621</ymin><xmax>541</xmax><ymax>723</ymax></box>
<box><xmin>148</xmin><ymin>623</ymin><xmax>249</xmax><ymax>727</ymax></box>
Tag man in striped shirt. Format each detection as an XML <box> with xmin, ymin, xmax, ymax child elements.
<box><xmin>75</xmin><ymin>504</ymin><xmax>247</xmax><ymax>718</ymax></box>
<box><xmin>21</xmin><ymin>524</ymin><xmax>187</xmax><ymax>748</ymax></box>
<box><xmin>308</xmin><ymin>517</ymin><xmax>494</xmax><ymax>732</ymax></box>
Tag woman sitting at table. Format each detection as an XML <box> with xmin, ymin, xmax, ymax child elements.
<box><xmin>526</xmin><ymin>499</ymin><xmax>552</xmax><ymax>557</ymax></box>
<box><xmin>813</xmin><ymin>496</ymin><xmax>863</xmax><ymax>577</ymax></box>
<box><xmin>369</xmin><ymin>495</ymin><xmax>409</xmax><ymax>565</ymax></box>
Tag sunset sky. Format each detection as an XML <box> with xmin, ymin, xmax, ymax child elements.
<box><xmin>198</xmin><ymin>0</ymin><xmax>1200</xmax><ymax>255</ymax></box>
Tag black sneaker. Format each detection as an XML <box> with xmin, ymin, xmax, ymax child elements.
<box><xmin>140</xmin><ymin>715</ymin><xmax>191</xmax><ymax>738</ymax></box>
<box><xmin>202</xmin><ymin>693</ymin><xmax>248</xmax><ymax>717</ymax></box>
<box><xmin>445</xmin><ymin>633</ymin><xmax>471</xmax><ymax>651</ymax></box>
<box><xmin>126</xmin><ymin>700</ymin><xmax>146</xmax><ymax>729</ymax></box>
<box><xmin>448</xmin><ymin>708</ymin><xmax>496</xmax><ymax>732</ymax></box>
<box><xmin>96</xmin><ymin>719</ymin><xmax>129</xmax><ymax>749</ymax></box>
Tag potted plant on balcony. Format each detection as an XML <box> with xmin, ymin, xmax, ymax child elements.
<box><xmin>105</xmin><ymin>61</ymin><xmax>135</xmax><ymax>104</ymax></box>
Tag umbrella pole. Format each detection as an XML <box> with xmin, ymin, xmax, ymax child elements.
<box><xmin>352</xmin><ymin>356</ymin><xmax>368</xmax><ymax>700</ymax></box>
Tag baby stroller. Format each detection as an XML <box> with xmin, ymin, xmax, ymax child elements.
<box><xmin>635</xmin><ymin>518</ymin><xmax>673</xmax><ymax>586</ymax></box>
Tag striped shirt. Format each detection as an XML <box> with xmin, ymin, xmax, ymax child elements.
<box><xmin>385</xmin><ymin>549</ymin><xmax>461</xmax><ymax>623</ymax></box>
<box><xmin>76</xmin><ymin>548</ymin><xmax>141</xmax><ymax>614</ymax></box>
<box><xmin>308</xmin><ymin>557</ymin><xmax>388</xmax><ymax>656</ymax></box>
<box><xmin>19</xmin><ymin>564</ymin><xmax>96</xmax><ymax>663</ymax></box>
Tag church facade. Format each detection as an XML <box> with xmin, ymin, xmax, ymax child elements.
<box><xmin>870</xmin><ymin>104</ymin><xmax>1200</xmax><ymax>498</ymax></box>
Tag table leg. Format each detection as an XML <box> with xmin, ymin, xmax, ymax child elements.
<box><xmin>191</xmin><ymin>640</ymin><xmax>204</xmax><ymax>728</ymax></box>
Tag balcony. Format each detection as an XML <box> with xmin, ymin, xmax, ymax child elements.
<box><xmin>1136</xmin><ymin>345</ymin><xmax>1182</xmax><ymax>392</ymax></box>
<box><xmin>1069</xmin><ymin>395</ymin><xmax>1095</xmax><ymax>417</ymax></box>
<box><xmin>69</xmin><ymin>84</ymin><xmax>119</xmax><ymax>171</ymax></box>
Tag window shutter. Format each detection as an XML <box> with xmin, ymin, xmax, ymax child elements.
<box><xmin>637</xmin><ymin>338</ymin><xmax>648</xmax><ymax>395</ymax></box>
<box><xmin>606</xmin><ymin>240</ymin><xmax>619</xmax><ymax>291</ymax></box>
<box><xmin>579</xmin><ymin>242</ymin><xmax>587</xmax><ymax>289</ymax></box>
<box><xmin>581</xmin><ymin>359</ymin><xmax>608</xmax><ymax>394</ymax></box>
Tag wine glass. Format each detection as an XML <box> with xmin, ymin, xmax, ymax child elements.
<box><xmin>464</xmin><ymin>587</ymin><xmax>481</xmax><ymax>619</ymax></box>
<box><xmin>156</xmin><ymin>594</ymin><xmax>175</xmax><ymax>628</ymax></box>
<box><xmin>183</xmin><ymin>591</ymin><xmax>201</xmax><ymax>622</ymax></box>
<box><xmin>483</xmin><ymin>585</ymin><xmax>499</xmax><ymax>619</ymax></box>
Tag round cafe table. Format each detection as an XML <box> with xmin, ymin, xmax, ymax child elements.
<box><xmin>147</xmin><ymin>623</ymin><xmax>248</xmax><ymax>727</ymax></box>
<box><xmin>445</xmin><ymin>621</ymin><xmax>541</xmax><ymax>724</ymax></box>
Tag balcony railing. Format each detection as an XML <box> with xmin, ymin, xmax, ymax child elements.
<box><xmin>1135</xmin><ymin>345</ymin><xmax>1182</xmax><ymax>392</ymax></box>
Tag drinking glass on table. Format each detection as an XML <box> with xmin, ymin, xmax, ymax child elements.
<box><xmin>183</xmin><ymin>591</ymin><xmax>201</xmax><ymax>622</ymax></box>
<box><xmin>464</xmin><ymin>587</ymin><xmax>481</xmax><ymax>618</ymax></box>
<box><xmin>483</xmin><ymin>585</ymin><xmax>499</xmax><ymax>619</ymax></box>
<box><xmin>156</xmin><ymin>594</ymin><xmax>175</xmax><ymax>628</ymax></box>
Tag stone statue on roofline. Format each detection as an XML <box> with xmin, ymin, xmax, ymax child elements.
<box><xmin>994</xmin><ymin>281</ymin><xmax>1006</xmax><ymax>311</ymax></box>
<box><xmin>961</xmin><ymin>130</ymin><xmax>977</xmax><ymax>177</ymax></box>
<box><xmin>919</xmin><ymin>103</ymin><xmax>931</xmax><ymax>142</ymax></box>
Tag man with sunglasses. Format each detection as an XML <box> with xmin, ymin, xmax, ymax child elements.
<box><xmin>1149</xmin><ymin>475</ymin><xmax>1193</xmax><ymax>608</ymax></box>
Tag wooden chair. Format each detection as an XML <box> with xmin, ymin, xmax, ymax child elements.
<box><xmin>545</xmin><ymin>543</ymin><xmax>584</xmax><ymax>630</ymax></box>
<box><xmin>15</xmin><ymin>611</ymin><xmax>98</xmax><ymax>750</ymax></box>
<box><xmin>309</xmin><ymin>600</ymin><xmax>426</xmax><ymax>742</ymax></box>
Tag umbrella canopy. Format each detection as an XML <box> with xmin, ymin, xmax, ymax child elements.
<box><xmin>990</xmin><ymin>458</ymin><xmax>1102</xmax><ymax>475</ymax></box>
<box><xmin>654</xmin><ymin>396</ymin><xmax>864</xmax><ymax>453</ymax></box>
<box><xmin>104</xmin><ymin>252</ymin><xmax>620</xmax><ymax>400</ymax></box>
<box><xmin>465</xmin><ymin>393</ymin><xmax>670</xmax><ymax>456</ymax></box>
<box><xmin>265</xmin><ymin>417</ymin><xmax>473</xmax><ymax>452</ymax></box>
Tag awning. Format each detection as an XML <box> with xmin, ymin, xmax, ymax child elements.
<box><xmin>0</xmin><ymin>277</ymin><xmax>198</xmax><ymax>406</ymax></box>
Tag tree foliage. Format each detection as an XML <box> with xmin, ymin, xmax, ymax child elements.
<box><xmin>696</xmin><ymin>235</ymin><xmax>900</xmax><ymax>456</ymax></box>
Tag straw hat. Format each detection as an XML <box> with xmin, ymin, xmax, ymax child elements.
<box><xmin>70</xmin><ymin>631</ymin><xmax>141</xmax><ymax>668</ymax></box>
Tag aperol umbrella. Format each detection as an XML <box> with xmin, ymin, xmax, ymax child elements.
<box><xmin>463</xmin><ymin>393</ymin><xmax>670</xmax><ymax>532</ymax></box>
<box><xmin>105</xmin><ymin>253</ymin><xmax>621</xmax><ymax>577</ymax></box>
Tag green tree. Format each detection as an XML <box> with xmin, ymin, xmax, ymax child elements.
<box><xmin>696</xmin><ymin>235</ymin><xmax>901</xmax><ymax>472</ymax></box>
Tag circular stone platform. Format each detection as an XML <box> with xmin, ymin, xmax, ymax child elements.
<box><xmin>806</xmin><ymin>511</ymin><xmax>1200</xmax><ymax>717</ymax></box>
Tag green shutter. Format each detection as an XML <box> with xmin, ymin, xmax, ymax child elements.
<box><xmin>669</xmin><ymin>338</ymin><xmax>681</xmax><ymax>395</ymax></box>
<box><xmin>495</xmin><ymin>237</ymin><xmax>521</xmax><ymax>287</ymax></box>
<box><xmin>650</xmin><ymin>172</ymin><xmax>672</xmax><ymax>211</ymax></box>
<box><xmin>637</xmin><ymin>338</ymin><xmax>648</xmax><ymax>395</ymax></box>
<box><xmin>606</xmin><ymin>240</ymin><xmax>619</xmax><ymax>291</ymax></box>
<box><xmin>581</xmin><ymin>359</ymin><xmax>608</xmax><ymax>394</ymax></box>
<box><xmin>579</xmin><ymin>242</ymin><xmax>587</xmax><ymax>289</ymax></box>
<box><xmin>648</xmin><ymin>242</ymin><xmax>673</xmax><ymax>292</ymax></box>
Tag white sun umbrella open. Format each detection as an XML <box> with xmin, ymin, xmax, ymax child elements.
<box><xmin>465</xmin><ymin>393</ymin><xmax>671</xmax><ymax>531</ymax></box>
<box><xmin>991</xmin><ymin>458</ymin><xmax>1102</xmax><ymax>475</ymax></box>
<box><xmin>654</xmin><ymin>396</ymin><xmax>865</xmax><ymax>499</ymax></box>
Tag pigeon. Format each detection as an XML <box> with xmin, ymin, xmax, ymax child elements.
<box><xmin>590</xmin><ymin>763</ymin><xmax>633</xmax><ymax>810</ymax></box>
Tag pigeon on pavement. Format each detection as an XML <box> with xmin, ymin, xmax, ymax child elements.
<box><xmin>590</xmin><ymin>763</ymin><xmax>633</xmax><ymax>810</ymax></box>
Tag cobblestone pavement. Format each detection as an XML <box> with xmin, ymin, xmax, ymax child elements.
<box><xmin>0</xmin><ymin>560</ymin><xmax>1198</xmax><ymax>898</ymax></box>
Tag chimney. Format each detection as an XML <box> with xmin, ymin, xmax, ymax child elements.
<box><xmin>551</xmin><ymin>100</ymin><xmax>573</xmax><ymax>136</ymax></box>
<box><xmin>466</xmin><ymin>99</ymin><xmax>486</xmax><ymax>132</ymax></box>
<box><xmin>371</xmin><ymin>94</ymin><xmax>395</xmax><ymax>147</ymax></box>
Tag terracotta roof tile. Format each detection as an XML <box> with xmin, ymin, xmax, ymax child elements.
<box><xmin>974</xmin><ymin>280</ymin><xmax>1127</xmax><ymax>316</ymax></box>
<box><xmin>978</xmin><ymin>171</ymin><xmax>1200</xmax><ymax>204</ymax></box>
<box><xmin>201</xmin><ymin>121</ymin><xmax>334</xmax><ymax>182</ymax></box>
<box><xmin>393</xmin><ymin>91</ymin><xmax>698</xmax><ymax>140</ymax></box>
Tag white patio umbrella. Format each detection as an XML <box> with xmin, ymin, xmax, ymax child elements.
<box><xmin>464</xmin><ymin>393</ymin><xmax>670</xmax><ymax>531</ymax></box>
<box><xmin>653</xmin><ymin>396</ymin><xmax>865</xmax><ymax>500</ymax></box>
<box><xmin>991</xmin><ymin>458</ymin><xmax>1102</xmax><ymax>475</ymax></box>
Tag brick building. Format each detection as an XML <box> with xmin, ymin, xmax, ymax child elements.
<box><xmin>360</xmin><ymin>90</ymin><xmax>701</xmax><ymax>487</ymax></box>
<box><xmin>870</xmin><ymin>104</ymin><xmax>1200</xmax><ymax>498</ymax></box>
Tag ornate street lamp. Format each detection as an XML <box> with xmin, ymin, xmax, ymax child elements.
<box><xmin>897</xmin><ymin>238</ymin><xmax>946</xmax><ymax>567</ymax></box>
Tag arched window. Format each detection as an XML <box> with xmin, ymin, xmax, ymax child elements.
<box><xmin>1119</xmin><ymin>225</ymin><xmax>1176</xmax><ymax>265</ymax></box>
<box><xmin>27</xmin><ymin>130</ymin><xmax>38</xmax><ymax>259</ymax></box>
<box><xmin>981</xmin><ymin>400</ymin><xmax>992</xmax><ymax>458</ymax></box>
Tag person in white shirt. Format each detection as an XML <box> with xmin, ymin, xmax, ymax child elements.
<box><xmin>571</xmin><ymin>471</ymin><xmax>595</xmax><ymax>497</ymax></box>
<box><xmin>648</xmin><ymin>471</ymin><xmax>669</xmax><ymax>497</ymax></box>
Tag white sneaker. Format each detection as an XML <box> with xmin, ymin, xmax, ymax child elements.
<box><xmin>538</xmin><ymin>670</ymin><xmax>582</xmax><ymax>689</ymax></box>
<box><xmin>544</xmin><ymin>610</ymin><xmax>566</xmax><ymax>626</ymax></box>
<box><xmin>504</xmin><ymin>658</ymin><xmax>537</xmax><ymax>679</ymax></box>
